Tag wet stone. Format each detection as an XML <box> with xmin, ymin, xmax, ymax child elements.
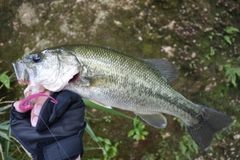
<box><xmin>233</xmin><ymin>134</ymin><xmax>240</xmax><ymax>140</ymax></box>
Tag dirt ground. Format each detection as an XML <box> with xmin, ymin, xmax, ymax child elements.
<box><xmin>0</xmin><ymin>0</ymin><xmax>239</xmax><ymax>159</ymax></box>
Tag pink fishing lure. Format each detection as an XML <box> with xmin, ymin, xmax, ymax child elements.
<box><xmin>19</xmin><ymin>93</ymin><xmax>58</xmax><ymax>112</ymax></box>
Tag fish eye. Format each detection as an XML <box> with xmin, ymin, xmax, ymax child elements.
<box><xmin>32</xmin><ymin>54</ymin><xmax>42</xmax><ymax>63</ymax></box>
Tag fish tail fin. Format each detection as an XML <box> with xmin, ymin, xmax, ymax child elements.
<box><xmin>186</xmin><ymin>104</ymin><xmax>233</xmax><ymax>151</ymax></box>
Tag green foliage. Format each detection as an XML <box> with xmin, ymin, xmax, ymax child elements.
<box><xmin>173</xmin><ymin>117</ymin><xmax>184</xmax><ymax>129</ymax></box>
<box><xmin>207</xmin><ymin>26</ymin><xmax>239</xmax><ymax>63</ymax></box>
<box><xmin>224</xmin><ymin>26</ymin><xmax>239</xmax><ymax>35</ymax></box>
<box><xmin>210</xmin><ymin>46</ymin><xmax>215</xmax><ymax>56</ymax></box>
<box><xmin>0</xmin><ymin>72</ymin><xmax>11</xmax><ymax>89</ymax></box>
<box><xmin>207</xmin><ymin>27</ymin><xmax>240</xmax><ymax>87</ymax></box>
<box><xmin>0</xmin><ymin>120</ymin><xmax>10</xmax><ymax>141</ymax></box>
<box><xmin>0</xmin><ymin>72</ymin><xmax>14</xmax><ymax>160</ymax></box>
<box><xmin>209</xmin><ymin>26</ymin><xmax>239</xmax><ymax>46</ymax></box>
<box><xmin>84</xmin><ymin>109</ymin><xmax>124</xmax><ymax>159</ymax></box>
<box><xmin>83</xmin><ymin>99</ymin><xmax>133</xmax><ymax>158</ymax></box>
<box><xmin>163</xmin><ymin>118</ymin><xmax>199</xmax><ymax>159</ymax></box>
<box><xmin>223</xmin><ymin>62</ymin><xmax>240</xmax><ymax>87</ymax></box>
<box><xmin>0</xmin><ymin>121</ymin><xmax>11</xmax><ymax>160</ymax></box>
<box><xmin>96</xmin><ymin>137</ymin><xmax>119</xmax><ymax>160</ymax></box>
<box><xmin>223</xmin><ymin>36</ymin><xmax>232</xmax><ymax>45</ymax></box>
<box><xmin>85</xmin><ymin>123</ymin><xmax>100</xmax><ymax>144</ymax></box>
<box><xmin>183</xmin><ymin>58</ymin><xmax>199</xmax><ymax>77</ymax></box>
<box><xmin>85</xmin><ymin>123</ymin><xmax>120</xmax><ymax>159</ymax></box>
<box><xmin>128</xmin><ymin>117</ymin><xmax>149</xmax><ymax>141</ymax></box>
<box><xmin>103</xmin><ymin>115</ymin><xmax>112</xmax><ymax>123</ymax></box>
<box><xmin>178</xmin><ymin>135</ymin><xmax>198</xmax><ymax>159</ymax></box>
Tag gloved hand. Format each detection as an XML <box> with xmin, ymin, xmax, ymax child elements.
<box><xmin>10</xmin><ymin>90</ymin><xmax>86</xmax><ymax>160</ymax></box>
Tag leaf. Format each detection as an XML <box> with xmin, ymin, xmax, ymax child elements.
<box><xmin>104</xmin><ymin>144</ymin><xmax>110</xmax><ymax>151</ymax></box>
<box><xmin>133</xmin><ymin>135</ymin><xmax>139</xmax><ymax>140</ymax></box>
<box><xmin>0</xmin><ymin>131</ymin><xmax>10</xmax><ymax>140</ymax></box>
<box><xmin>216</xmin><ymin>32</ymin><xmax>223</xmax><ymax>36</ymax></box>
<box><xmin>179</xmin><ymin>142</ymin><xmax>187</xmax><ymax>155</ymax></box>
<box><xmin>224</xmin><ymin>36</ymin><xmax>232</xmax><ymax>45</ymax></box>
<box><xmin>224</xmin><ymin>26</ymin><xmax>239</xmax><ymax>34</ymax></box>
<box><xmin>135</xmin><ymin>128</ymin><xmax>140</xmax><ymax>135</ymax></box>
<box><xmin>142</xmin><ymin>131</ymin><xmax>149</xmax><ymax>136</ymax></box>
<box><xmin>141</xmin><ymin>135</ymin><xmax>145</xmax><ymax>140</ymax></box>
<box><xmin>85</xmin><ymin>124</ymin><xmax>99</xmax><ymax>142</ymax></box>
<box><xmin>224</xmin><ymin>64</ymin><xmax>240</xmax><ymax>87</ymax></box>
<box><xmin>192</xmin><ymin>141</ymin><xmax>199</xmax><ymax>154</ymax></box>
<box><xmin>0</xmin><ymin>105</ymin><xmax>11</xmax><ymax>114</ymax></box>
<box><xmin>83</xmin><ymin>147</ymin><xmax>101</xmax><ymax>151</ymax></box>
<box><xmin>210</xmin><ymin>47</ymin><xmax>215</xmax><ymax>56</ymax></box>
<box><xmin>103</xmin><ymin>139</ymin><xmax>111</xmax><ymax>145</ymax></box>
<box><xmin>127</xmin><ymin>130</ymin><xmax>135</xmax><ymax>137</ymax></box>
<box><xmin>0</xmin><ymin>124</ymin><xmax>9</xmax><ymax>131</ymax></box>
<box><xmin>133</xmin><ymin>117</ymin><xmax>139</xmax><ymax>126</ymax></box>
<box><xmin>0</xmin><ymin>72</ymin><xmax>10</xmax><ymax>89</ymax></box>
<box><xmin>138</xmin><ymin>124</ymin><xmax>144</xmax><ymax>130</ymax></box>
<box><xmin>97</xmin><ymin>136</ymin><xmax>103</xmax><ymax>142</ymax></box>
<box><xmin>208</xmin><ymin>35</ymin><xmax>213</xmax><ymax>40</ymax></box>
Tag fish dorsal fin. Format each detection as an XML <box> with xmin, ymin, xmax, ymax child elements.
<box><xmin>135</xmin><ymin>112</ymin><xmax>167</xmax><ymax>128</ymax></box>
<box><xmin>142</xmin><ymin>59</ymin><xmax>178</xmax><ymax>82</ymax></box>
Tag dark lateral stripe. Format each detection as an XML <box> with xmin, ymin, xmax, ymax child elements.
<box><xmin>135</xmin><ymin>83</ymin><xmax>198</xmax><ymax>118</ymax></box>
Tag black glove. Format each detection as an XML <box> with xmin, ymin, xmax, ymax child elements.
<box><xmin>10</xmin><ymin>90</ymin><xmax>86</xmax><ymax>160</ymax></box>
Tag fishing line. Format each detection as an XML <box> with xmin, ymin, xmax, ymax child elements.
<box><xmin>21</xmin><ymin>93</ymin><xmax>74</xmax><ymax>159</ymax></box>
<box><xmin>38</xmin><ymin>115</ymin><xmax>71</xmax><ymax>160</ymax></box>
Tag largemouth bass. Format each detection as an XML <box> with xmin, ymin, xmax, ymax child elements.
<box><xmin>12</xmin><ymin>44</ymin><xmax>233</xmax><ymax>151</ymax></box>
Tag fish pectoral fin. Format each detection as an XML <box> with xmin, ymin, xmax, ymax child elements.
<box><xmin>135</xmin><ymin>112</ymin><xmax>167</xmax><ymax>128</ymax></box>
<box><xmin>87</xmin><ymin>75</ymin><xmax>113</xmax><ymax>87</ymax></box>
<box><xmin>142</xmin><ymin>59</ymin><xmax>178</xmax><ymax>82</ymax></box>
<box><xmin>90</xmin><ymin>100</ymin><xmax>112</xmax><ymax>109</ymax></box>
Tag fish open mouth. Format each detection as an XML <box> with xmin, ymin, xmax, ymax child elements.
<box><xmin>12</xmin><ymin>62</ymin><xmax>30</xmax><ymax>85</ymax></box>
<box><xmin>13</xmin><ymin>61</ymin><xmax>80</xmax><ymax>97</ymax></box>
<box><xmin>68</xmin><ymin>72</ymin><xmax>80</xmax><ymax>83</ymax></box>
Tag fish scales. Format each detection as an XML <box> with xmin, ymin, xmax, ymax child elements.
<box><xmin>12</xmin><ymin>44</ymin><xmax>233</xmax><ymax>151</ymax></box>
<box><xmin>69</xmin><ymin>45</ymin><xmax>200</xmax><ymax>123</ymax></box>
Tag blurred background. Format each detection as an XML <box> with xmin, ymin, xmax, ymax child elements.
<box><xmin>0</xmin><ymin>0</ymin><xmax>239</xmax><ymax>159</ymax></box>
